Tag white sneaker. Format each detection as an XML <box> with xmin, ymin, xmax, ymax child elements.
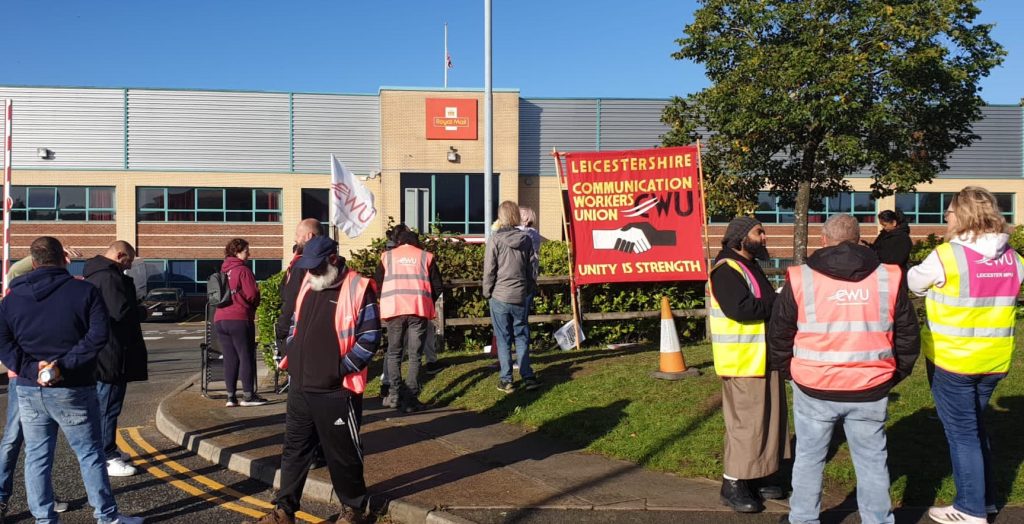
<box><xmin>927</xmin><ymin>505</ymin><xmax>987</xmax><ymax>524</ymax></box>
<box><xmin>54</xmin><ymin>500</ymin><xmax>69</xmax><ymax>512</ymax></box>
<box><xmin>109</xmin><ymin>514</ymin><xmax>145</xmax><ymax>524</ymax></box>
<box><xmin>106</xmin><ymin>457</ymin><xmax>138</xmax><ymax>477</ymax></box>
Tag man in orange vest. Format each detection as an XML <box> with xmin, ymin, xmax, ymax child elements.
<box><xmin>769</xmin><ymin>214</ymin><xmax>919</xmax><ymax>524</ymax></box>
<box><xmin>250</xmin><ymin>236</ymin><xmax>380</xmax><ymax>524</ymax></box>
<box><xmin>374</xmin><ymin>230</ymin><xmax>443</xmax><ymax>414</ymax></box>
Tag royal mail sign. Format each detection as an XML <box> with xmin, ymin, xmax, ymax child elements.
<box><xmin>425</xmin><ymin>98</ymin><xmax>477</xmax><ymax>140</ymax></box>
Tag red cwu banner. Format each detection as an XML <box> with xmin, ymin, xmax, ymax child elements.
<box><xmin>563</xmin><ymin>146</ymin><xmax>707</xmax><ymax>285</ymax></box>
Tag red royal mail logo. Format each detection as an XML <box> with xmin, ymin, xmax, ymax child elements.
<box><xmin>426</xmin><ymin>98</ymin><xmax>477</xmax><ymax>140</ymax></box>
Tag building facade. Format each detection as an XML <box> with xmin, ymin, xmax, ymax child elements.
<box><xmin>1</xmin><ymin>85</ymin><xmax>1020</xmax><ymax>295</ymax></box>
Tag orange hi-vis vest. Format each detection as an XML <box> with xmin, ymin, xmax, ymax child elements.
<box><xmin>380</xmin><ymin>244</ymin><xmax>436</xmax><ymax>321</ymax></box>
<box><xmin>788</xmin><ymin>263</ymin><xmax>902</xmax><ymax>392</ymax></box>
<box><xmin>291</xmin><ymin>269</ymin><xmax>372</xmax><ymax>395</ymax></box>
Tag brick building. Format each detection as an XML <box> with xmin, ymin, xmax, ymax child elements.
<box><xmin>1</xmin><ymin>85</ymin><xmax>1020</xmax><ymax>297</ymax></box>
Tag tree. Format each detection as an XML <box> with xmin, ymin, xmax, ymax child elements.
<box><xmin>663</xmin><ymin>0</ymin><xmax>1004</xmax><ymax>263</ymax></box>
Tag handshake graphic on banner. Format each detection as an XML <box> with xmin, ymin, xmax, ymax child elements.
<box><xmin>592</xmin><ymin>222</ymin><xmax>677</xmax><ymax>254</ymax></box>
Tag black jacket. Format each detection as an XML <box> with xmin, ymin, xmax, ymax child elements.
<box><xmin>768</xmin><ymin>242</ymin><xmax>919</xmax><ymax>402</ymax></box>
<box><xmin>275</xmin><ymin>257</ymin><xmax>308</xmax><ymax>345</ymax></box>
<box><xmin>709</xmin><ymin>248</ymin><xmax>777</xmax><ymax>322</ymax></box>
<box><xmin>870</xmin><ymin>223</ymin><xmax>912</xmax><ymax>269</ymax></box>
<box><xmin>84</xmin><ymin>256</ymin><xmax>149</xmax><ymax>383</ymax></box>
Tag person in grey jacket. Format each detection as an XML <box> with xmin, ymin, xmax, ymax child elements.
<box><xmin>484</xmin><ymin>200</ymin><xmax>539</xmax><ymax>393</ymax></box>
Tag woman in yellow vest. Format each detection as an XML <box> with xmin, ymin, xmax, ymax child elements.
<box><xmin>908</xmin><ymin>186</ymin><xmax>1024</xmax><ymax>524</ymax></box>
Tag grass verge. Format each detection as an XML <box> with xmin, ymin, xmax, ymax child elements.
<box><xmin>366</xmin><ymin>325</ymin><xmax>1024</xmax><ymax>507</ymax></box>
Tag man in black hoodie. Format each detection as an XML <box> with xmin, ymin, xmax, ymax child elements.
<box><xmin>769</xmin><ymin>214</ymin><xmax>919</xmax><ymax>524</ymax></box>
<box><xmin>0</xmin><ymin>237</ymin><xmax>142</xmax><ymax>523</ymax></box>
<box><xmin>84</xmin><ymin>240</ymin><xmax>148</xmax><ymax>478</ymax></box>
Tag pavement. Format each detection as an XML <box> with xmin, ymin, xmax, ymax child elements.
<box><xmin>157</xmin><ymin>368</ymin><xmax>1024</xmax><ymax>524</ymax></box>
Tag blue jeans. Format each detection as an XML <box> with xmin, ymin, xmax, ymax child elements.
<box><xmin>789</xmin><ymin>385</ymin><xmax>893</xmax><ymax>524</ymax></box>
<box><xmin>0</xmin><ymin>381</ymin><xmax>23</xmax><ymax>502</ymax></box>
<box><xmin>18</xmin><ymin>385</ymin><xmax>119</xmax><ymax>523</ymax></box>
<box><xmin>96</xmin><ymin>381</ymin><xmax>127</xmax><ymax>460</ymax></box>
<box><xmin>489</xmin><ymin>298</ymin><xmax>533</xmax><ymax>383</ymax></box>
<box><xmin>930</xmin><ymin>365</ymin><xmax>1003</xmax><ymax>519</ymax></box>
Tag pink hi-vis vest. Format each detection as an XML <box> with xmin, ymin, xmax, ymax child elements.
<box><xmin>789</xmin><ymin>263</ymin><xmax>901</xmax><ymax>392</ymax></box>
<box><xmin>290</xmin><ymin>270</ymin><xmax>372</xmax><ymax>395</ymax></box>
<box><xmin>380</xmin><ymin>245</ymin><xmax>436</xmax><ymax>321</ymax></box>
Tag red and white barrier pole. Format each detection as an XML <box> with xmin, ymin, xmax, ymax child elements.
<box><xmin>2</xmin><ymin>99</ymin><xmax>12</xmax><ymax>295</ymax></box>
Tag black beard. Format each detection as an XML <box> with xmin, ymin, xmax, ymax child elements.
<box><xmin>742</xmin><ymin>238</ymin><xmax>770</xmax><ymax>260</ymax></box>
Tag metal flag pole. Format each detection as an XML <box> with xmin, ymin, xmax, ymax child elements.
<box><xmin>483</xmin><ymin>0</ymin><xmax>493</xmax><ymax>240</ymax></box>
<box><xmin>444</xmin><ymin>23</ymin><xmax>448</xmax><ymax>89</ymax></box>
<box><xmin>2</xmin><ymin>99</ymin><xmax>11</xmax><ymax>296</ymax></box>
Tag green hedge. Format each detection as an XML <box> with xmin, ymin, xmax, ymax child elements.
<box><xmin>255</xmin><ymin>271</ymin><xmax>285</xmax><ymax>370</ymax></box>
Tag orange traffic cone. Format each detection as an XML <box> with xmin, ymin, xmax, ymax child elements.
<box><xmin>651</xmin><ymin>296</ymin><xmax>700</xmax><ymax>380</ymax></box>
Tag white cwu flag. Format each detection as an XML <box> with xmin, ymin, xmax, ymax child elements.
<box><xmin>329</xmin><ymin>154</ymin><xmax>377</xmax><ymax>238</ymax></box>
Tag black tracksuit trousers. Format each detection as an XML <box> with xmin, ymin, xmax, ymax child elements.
<box><xmin>274</xmin><ymin>390</ymin><xmax>366</xmax><ymax>515</ymax></box>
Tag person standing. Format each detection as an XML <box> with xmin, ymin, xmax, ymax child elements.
<box><xmin>84</xmin><ymin>241</ymin><xmax>149</xmax><ymax>478</ymax></box>
<box><xmin>215</xmin><ymin>238</ymin><xmax>266</xmax><ymax>407</ymax></box>
<box><xmin>707</xmin><ymin>216</ymin><xmax>786</xmax><ymax>513</ymax></box>
<box><xmin>249</xmin><ymin>236</ymin><xmax>379</xmax><ymax>524</ymax></box>
<box><xmin>907</xmin><ymin>187</ymin><xmax>1023</xmax><ymax>524</ymax></box>
<box><xmin>374</xmin><ymin>230</ymin><xmax>442</xmax><ymax>413</ymax></box>
<box><xmin>770</xmin><ymin>214</ymin><xmax>920</xmax><ymax>524</ymax></box>
<box><xmin>483</xmin><ymin>200</ymin><xmax>538</xmax><ymax>393</ymax></box>
<box><xmin>0</xmin><ymin>237</ymin><xmax>142</xmax><ymax>524</ymax></box>
<box><xmin>868</xmin><ymin>209</ymin><xmax>912</xmax><ymax>273</ymax></box>
<box><xmin>275</xmin><ymin>219</ymin><xmax>322</xmax><ymax>353</ymax></box>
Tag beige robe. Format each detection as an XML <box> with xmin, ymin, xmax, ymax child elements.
<box><xmin>721</xmin><ymin>370</ymin><xmax>790</xmax><ymax>479</ymax></box>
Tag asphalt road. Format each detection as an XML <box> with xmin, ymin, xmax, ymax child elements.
<box><xmin>0</xmin><ymin>321</ymin><xmax>338</xmax><ymax>523</ymax></box>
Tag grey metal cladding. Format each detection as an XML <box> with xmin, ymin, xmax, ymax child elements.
<box><xmin>0</xmin><ymin>87</ymin><xmax>124</xmax><ymax>170</ymax></box>
<box><xmin>939</xmin><ymin>106</ymin><xmax>1022</xmax><ymax>179</ymax></box>
<box><xmin>520</xmin><ymin>99</ymin><xmax>598</xmax><ymax>176</ymax></box>
<box><xmin>127</xmin><ymin>90</ymin><xmax>290</xmax><ymax>172</ymax></box>
<box><xmin>292</xmin><ymin>94</ymin><xmax>380</xmax><ymax>174</ymax></box>
<box><xmin>598</xmin><ymin>99</ymin><xmax>671</xmax><ymax>151</ymax></box>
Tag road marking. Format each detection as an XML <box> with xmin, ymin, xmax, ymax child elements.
<box><xmin>180</xmin><ymin>336</ymin><xmax>204</xmax><ymax>340</ymax></box>
<box><xmin>143</xmin><ymin>336</ymin><xmax>164</xmax><ymax>341</ymax></box>
<box><xmin>118</xmin><ymin>428</ymin><xmax>327</xmax><ymax>523</ymax></box>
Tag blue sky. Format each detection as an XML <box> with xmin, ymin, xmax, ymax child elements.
<box><xmin>2</xmin><ymin>1</ymin><xmax>1021</xmax><ymax>103</ymax></box>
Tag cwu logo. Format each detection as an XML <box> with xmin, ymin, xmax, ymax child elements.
<box><xmin>826</xmin><ymin>288</ymin><xmax>870</xmax><ymax>304</ymax></box>
<box><xmin>397</xmin><ymin>256</ymin><xmax>418</xmax><ymax>265</ymax></box>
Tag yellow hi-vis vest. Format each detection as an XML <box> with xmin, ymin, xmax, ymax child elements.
<box><xmin>708</xmin><ymin>258</ymin><xmax>767</xmax><ymax>377</ymax></box>
<box><xmin>923</xmin><ymin>242</ymin><xmax>1024</xmax><ymax>374</ymax></box>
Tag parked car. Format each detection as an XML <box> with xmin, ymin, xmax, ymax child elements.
<box><xmin>143</xmin><ymin>288</ymin><xmax>188</xmax><ymax>321</ymax></box>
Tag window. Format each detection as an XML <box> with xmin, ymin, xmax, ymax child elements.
<box><xmin>301</xmin><ymin>188</ymin><xmax>330</xmax><ymax>234</ymax></box>
<box><xmin>137</xmin><ymin>187</ymin><xmax>281</xmax><ymax>222</ymax></box>
<box><xmin>144</xmin><ymin>259</ymin><xmax>283</xmax><ymax>295</ymax></box>
<box><xmin>896</xmin><ymin>192</ymin><xmax>1014</xmax><ymax>224</ymax></box>
<box><xmin>8</xmin><ymin>186</ymin><xmax>115</xmax><ymax>221</ymax></box>
<box><xmin>400</xmin><ymin>173</ymin><xmax>500</xmax><ymax>234</ymax></box>
<box><xmin>749</xmin><ymin>192</ymin><xmax>876</xmax><ymax>224</ymax></box>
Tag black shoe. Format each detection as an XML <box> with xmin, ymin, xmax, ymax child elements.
<box><xmin>240</xmin><ymin>393</ymin><xmax>269</xmax><ymax>406</ymax></box>
<box><xmin>379</xmin><ymin>384</ymin><xmax>390</xmax><ymax>399</ymax></box>
<box><xmin>523</xmin><ymin>377</ymin><xmax>541</xmax><ymax>391</ymax></box>
<box><xmin>400</xmin><ymin>396</ymin><xmax>425</xmax><ymax>414</ymax></box>
<box><xmin>720</xmin><ymin>478</ymin><xmax>763</xmax><ymax>513</ymax></box>
<box><xmin>424</xmin><ymin>361</ymin><xmax>446</xmax><ymax>375</ymax></box>
<box><xmin>756</xmin><ymin>482</ymin><xmax>786</xmax><ymax>500</ymax></box>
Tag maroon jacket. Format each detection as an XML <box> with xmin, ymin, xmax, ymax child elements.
<box><xmin>213</xmin><ymin>256</ymin><xmax>261</xmax><ymax>322</ymax></box>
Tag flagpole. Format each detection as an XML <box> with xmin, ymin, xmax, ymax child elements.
<box><xmin>2</xmin><ymin>99</ymin><xmax>11</xmax><ymax>296</ymax></box>
<box><xmin>483</xmin><ymin>0</ymin><xmax>493</xmax><ymax>240</ymax></box>
<box><xmin>444</xmin><ymin>23</ymin><xmax>448</xmax><ymax>89</ymax></box>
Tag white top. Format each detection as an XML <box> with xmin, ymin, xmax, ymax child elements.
<box><xmin>906</xmin><ymin>232</ymin><xmax>1011</xmax><ymax>297</ymax></box>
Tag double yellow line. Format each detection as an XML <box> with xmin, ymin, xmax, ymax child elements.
<box><xmin>116</xmin><ymin>427</ymin><xmax>327</xmax><ymax>523</ymax></box>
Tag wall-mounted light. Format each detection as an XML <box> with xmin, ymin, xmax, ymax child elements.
<box><xmin>447</xmin><ymin>146</ymin><xmax>460</xmax><ymax>163</ymax></box>
<box><xmin>37</xmin><ymin>147</ymin><xmax>53</xmax><ymax>160</ymax></box>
